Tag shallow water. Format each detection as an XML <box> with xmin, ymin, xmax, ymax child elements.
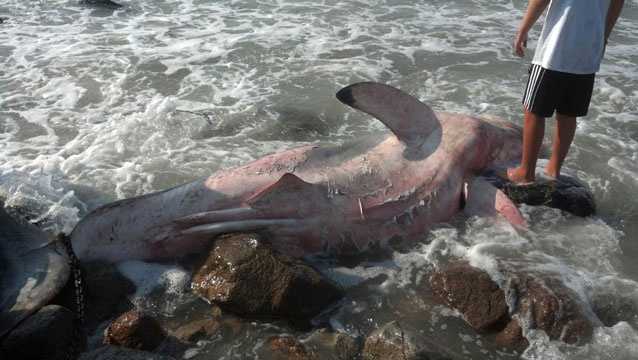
<box><xmin>1</xmin><ymin>0</ymin><xmax>638</xmax><ymax>359</ymax></box>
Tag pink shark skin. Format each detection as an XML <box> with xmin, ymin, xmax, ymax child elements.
<box><xmin>71</xmin><ymin>83</ymin><xmax>524</xmax><ymax>262</ymax></box>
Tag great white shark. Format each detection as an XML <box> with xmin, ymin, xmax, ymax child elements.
<box><xmin>70</xmin><ymin>82</ymin><xmax>526</xmax><ymax>262</ymax></box>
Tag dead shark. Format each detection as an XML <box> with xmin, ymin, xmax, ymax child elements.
<box><xmin>70</xmin><ymin>82</ymin><xmax>526</xmax><ymax>262</ymax></box>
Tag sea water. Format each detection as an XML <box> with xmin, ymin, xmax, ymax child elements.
<box><xmin>1</xmin><ymin>1</ymin><xmax>637</xmax><ymax>359</ymax></box>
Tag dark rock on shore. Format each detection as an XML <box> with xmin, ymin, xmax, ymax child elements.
<box><xmin>362</xmin><ymin>321</ymin><xmax>417</xmax><ymax>360</ymax></box>
<box><xmin>267</xmin><ymin>336</ymin><xmax>318</xmax><ymax>360</ymax></box>
<box><xmin>52</xmin><ymin>260</ymin><xmax>136</xmax><ymax>332</ymax></box>
<box><xmin>253</xmin><ymin>328</ymin><xmax>363</xmax><ymax>359</ymax></box>
<box><xmin>167</xmin><ymin>305</ymin><xmax>250</xmax><ymax>347</ymax></box>
<box><xmin>494</xmin><ymin>319</ymin><xmax>526</xmax><ymax>351</ymax></box>
<box><xmin>171</xmin><ymin>315</ymin><xmax>222</xmax><ymax>343</ymax></box>
<box><xmin>79</xmin><ymin>345</ymin><xmax>176</xmax><ymax>360</ymax></box>
<box><xmin>302</xmin><ymin>329</ymin><xmax>363</xmax><ymax>360</ymax></box>
<box><xmin>81</xmin><ymin>260</ymin><xmax>136</xmax><ymax>327</ymax></box>
<box><xmin>334</xmin><ymin>333</ymin><xmax>363</xmax><ymax>360</ymax></box>
<box><xmin>430</xmin><ymin>262</ymin><xmax>509</xmax><ymax>331</ymax></box>
<box><xmin>483</xmin><ymin>170</ymin><xmax>596</xmax><ymax>217</ymax></box>
<box><xmin>591</xmin><ymin>292</ymin><xmax>638</xmax><ymax>328</ymax></box>
<box><xmin>104</xmin><ymin>310</ymin><xmax>165</xmax><ymax>351</ymax></box>
<box><xmin>513</xmin><ymin>275</ymin><xmax>595</xmax><ymax>344</ymax></box>
<box><xmin>191</xmin><ymin>233</ymin><xmax>343</xmax><ymax>326</ymax></box>
<box><xmin>362</xmin><ymin>321</ymin><xmax>453</xmax><ymax>360</ymax></box>
<box><xmin>429</xmin><ymin>261</ymin><xmax>596</xmax><ymax>348</ymax></box>
<box><xmin>0</xmin><ymin>305</ymin><xmax>75</xmax><ymax>360</ymax></box>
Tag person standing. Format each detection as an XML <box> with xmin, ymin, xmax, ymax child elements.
<box><xmin>507</xmin><ymin>0</ymin><xmax>625</xmax><ymax>184</ymax></box>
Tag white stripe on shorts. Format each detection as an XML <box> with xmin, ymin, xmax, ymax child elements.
<box><xmin>523</xmin><ymin>65</ymin><xmax>539</xmax><ymax>107</ymax></box>
<box><xmin>528</xmin><ymin>66</ymin><xmax>546</xmax><ymax>110</ymax></box>
<box><xmin>524</xmin><ymin>65</ymin><xmax>543</xmax><ymax>109</ymax></box>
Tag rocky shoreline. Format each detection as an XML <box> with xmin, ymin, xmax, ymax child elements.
<box><xmin>0</xmin><ymin>232</ymin><xmax>615</xmax><ymax>360</ymax></box>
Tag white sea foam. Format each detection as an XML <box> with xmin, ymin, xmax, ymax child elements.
<box><xmin>522</xmin><ymin>322</ymin><xmax>638</xmax><ymax>360</ymax></box>
<box><xmin>117</xmin><ymin>260</ymin><xmax>190</xmax><ymax>299</ymax></box>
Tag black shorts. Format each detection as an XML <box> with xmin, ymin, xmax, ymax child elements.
<box><xmin>522</xmin><ymin>64</ymin><xmax>595</xmax><ymax>118</ymax></box>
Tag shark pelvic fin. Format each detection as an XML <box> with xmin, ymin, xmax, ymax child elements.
<box><xmin>336</xmin><ymin>82</ymin><xmax>440</xmax><ymax>147</ymax></box>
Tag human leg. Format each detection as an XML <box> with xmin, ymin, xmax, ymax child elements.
<box><xmin>507</xmin><ymin>64</ymin><xmax>554</xmax><ymax>184</ymax></box>
<box><xmin>545</xmin><ymin>113</ymin><xmax>576</xmax><ymax>179</ymax></box>
<box><xmin>544</xmin><ymin>70</ymin><xmax>594</xmax><ymax>178</ymax></box>
<box><xmin>507</xmin><ymin>109</ymin><xmax>546</xmax><ymax>184</ymax></box>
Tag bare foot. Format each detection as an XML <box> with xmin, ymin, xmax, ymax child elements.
<box><xmin>544</xmin><ymin>165</ymin><xmax>559</xmax><ymax>180</ymax></box>
<box><xmin>506</xmin><ymin>167</ymin><xmax>535</xmax><ymax>185</ymax></box>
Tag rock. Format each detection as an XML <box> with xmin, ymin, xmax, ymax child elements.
<box><xmin>104</xmin><ymin>310</ymin><xmax>165</xmax><ymax>351</ymax></box>
<box><xmin>52</xmin><ymin>260</ymin><xmax>136</xmax><ymax>332</ymax></box>
<box><xmin>0</xmin><ymin>305</ymin><xmax>76</xmax><ymax>360</ymax></box>
<box><xmin>429</xmin><ymin>261</ymin><xmax>595</xmax><ymax>348</ymax></box>
<box><xmin>429</xmin><ymin>262</ymin><xmax>509</xmax><ymax>331</ymax></box>
<box><xmin>79</xmin><ymin>345</ymin><xmax>175</xmax><ymax>360</ymax></box>
<box><xmin>191</xmin><ymin>233</ymin><xmax>343</xmax><ymax>326</ymax></box>
<box><xmin>334</xmin><ymin>333</ymin><xmax>363</xmax><ymax>360</ymax></box>
<box><xmin>362</xmin><ymin>321</ymin><xmax>460</xmax><ymax>360</ymax></box>
<box><xmin>0</xmin><ymin>17</ymin><xmax>8</xmax><ymax>24</ymax></box>
<box><xmin>495</xmin><ymin>319</ymin><xmax>528</xmax><ymax>350</ymax></box>
<box><xmin>82</xmin><ymin>261</ymin><xmax>136</xmax><ymax>329</ymax></box>
<box><xmin>591</xmin><ymin>292</ymin><xmax>638</xmax><ymax>328</ymax></box>
<box><xmin>218</xmin><ymin>315</ymin><xmax>246</xmax><ymax>337</ymax></box>
<box><xmin>168</xmin><ymin>307</ymin><xmax>245</xmax><ymax>341</ymax></box>
<box><xmin>362</xmin><ymin>321</ymin><xmax>461</xmax><ymax>360</ymax></box>
<box><xmin>361</xmin><ymin>321</ymin><xmax>449</xmax><ymax>360</ymax></box>
<box><xmin>267</xmin><ymin>336</ymin><xmax>317</xmax><ymax>360</ymax></box>
<box><xmin>514</xmin><ymin>276</ymin><xmax>595</xmax><ymax>344</ymax></box>
<box><xmin>483</xmin><ymin>170</ymin><xmax>595</xmax><ymax>217</ymax></box>
<box><xmin>303</xmin><ymin>329</ymin><xmax>362</xmax><ymax>360</ymax></box>
<box><xmin>172</xmin><ymin>315</ymin><xmax>221</xmax><ymax>343</ymax></box>
<box><xmin>362</xmin><ymin>321</ymin><xmax>417</xmax><ymax>360</ymax></box>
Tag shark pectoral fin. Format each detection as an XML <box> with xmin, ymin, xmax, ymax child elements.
<box><xmin>464</xmin><ymin>177</ymin><xmax>528</xmax><ymax>229</ymax></box>
<box><xmin>247</xmin><ymin>173</ymin><xmax>326</xmax><ymax>214</ymax></box>
<box><xmin>336</xmin><ymin>82</ymin><xmax>441</xmax><ymax>147</ymax></box>
<box><xmin>494</xmin><ymin>188</ymin><xmax>528</xmax><ymax>229</ymax></box>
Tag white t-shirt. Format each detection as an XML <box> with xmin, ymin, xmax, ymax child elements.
<box><xmin>532</xmin><ymin>0</ymin><xmax>611</xmax><ymax>74</ymax></box>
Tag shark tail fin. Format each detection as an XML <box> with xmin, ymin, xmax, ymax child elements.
<box><xmin>336</xmin><ymin>82</ymin><xmax>440</xmax><ymax>147</ymax></box>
